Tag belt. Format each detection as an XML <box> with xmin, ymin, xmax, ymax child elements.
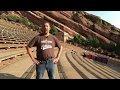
<box><xmin>40</xmin><ymin>58</ymin><xmax>53</xmax><ymax>64</ymax></box>
<box><xmin>36</xmin><ymin>57</ymin><xmax>53</xmax><ymax>61</ymax></box>
<box><xmin>45</xmin><ymin>57</ymin><xmax>53</xmax><ymax>60</ymax></box>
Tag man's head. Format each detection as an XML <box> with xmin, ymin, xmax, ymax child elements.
<box><xmin>42</xmin><ymin>21</ymin><xmax>51</xmax><ymax>35</ymax></box>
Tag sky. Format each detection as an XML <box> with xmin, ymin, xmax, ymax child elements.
<box><xmin>85</xmin><ymin>11</ymin><xmax>120</xmax><ymax>29</ymax></box>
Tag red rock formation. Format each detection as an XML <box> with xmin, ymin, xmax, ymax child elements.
<box><xmin>1</xmin><ymin>11</ymin><xmax>119</xmax><ymax>44</ymax></box>
<box><xmin>41</xmin><ymin>11</ymin><xmax>113</xmax><ymax>44</ymax></box>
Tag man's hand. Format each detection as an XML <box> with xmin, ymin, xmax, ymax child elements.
<box><xmin>53</xmin><ymin>46</ymin><xmax>62</xmax><ymax>64</ymax></box>
<box><xmin>32</xmin><ymin>59</ymin><xmax>40</xmax><ymax>65</ymax></box>
<box><xmin>26</xmin><ymin>46</ymin><xmax>40</xmax><ymax>65</ymax></box>
<box><xmin>53</xmin><ymin>57</ymin><xmax>59</xmax><ymax>64</ymax></box>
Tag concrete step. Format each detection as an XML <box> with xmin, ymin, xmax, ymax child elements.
<box><xmin>85</xmin><ymin>58</ymin><xmax>120</xmax><ymax>78</ymax></box>
<box><xmin>0</xmin><ymin>54</ymin><xmax>33</xmax><ymax>79</ymax></box>
<box><xmin>75</xmin><ymin>50</ymin><xmax>120</xmax><ymax>78</ymax></box>
<box><xmin>79</xmin><ymin>55</ymin><xmax>119</xmax><ymax>79</ymax></box>
<box><xmin>71</xmin><ymin>53</ymin><xmax>107</xmax><ymax>79</ymax></box>
<box><xmin>59</xmin><ymin>49</ymin><xmax>82</xmax><ymax>79</ymax></box>
<box><xmin>66</xmin><ymin>52</ymin><xmax>97</xmax><ymax>79</ymax></box>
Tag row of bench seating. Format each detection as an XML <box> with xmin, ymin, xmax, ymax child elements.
<box><xmin>0</xmin><ymin>24</ymin><xmax>38</xmax><ymax>43</ymax></box>
<box><xmin>0</xmin><ymin>19</ymin><xmax>38</xmax><ymax>62</ymax></box>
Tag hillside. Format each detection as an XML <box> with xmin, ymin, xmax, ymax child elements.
<box><xmin>1</xmin><ymin>11</ymin><xmax>120</xmax><ymax>43</ymax></box>
<box><xmin>0</xmin><ymin>11</ymin><xmax>120</xmax><ymax>79</ymax></box>
<box><xmin>0</xmin><ymin>11</ymin><xmax>120</xmax><ymax>57</ymax></box>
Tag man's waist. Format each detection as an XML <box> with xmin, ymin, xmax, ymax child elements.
<box><xmin>36</xmin><ymin>57</ymin><xmax>53</xmax><ymax>61</ymax></box>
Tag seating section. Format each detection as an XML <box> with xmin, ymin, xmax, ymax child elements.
<box><xmin>57</xmin><ymin>43</ymin><xmax>120</xmax><ymax>79</ymax></box>
<box><xmin>0</xmin><ymin>20</ymin><xmax>38</xmax><ymax>43</ymax></box>
<box><xmin>81</xmin><ymin>52</ymin><xmax>108</xmax><ymax>64</ymax></box>
<box><xmin>0</xmin><ymin>19</ymin><xmax>38</xmax><ymax>62</ymax></box>
<box><xmin>0</xmin><ymin>19</ymin><xmax>119</xmax><ymax>79</ymax></box>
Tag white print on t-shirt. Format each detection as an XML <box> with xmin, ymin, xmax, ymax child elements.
<box><xmin>41</xmin><ymin>39</ymin><xmax>52</xmax><ymax>50</ymax></box>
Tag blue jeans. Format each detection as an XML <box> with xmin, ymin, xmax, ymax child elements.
<box><xmin>36</xmin><ymin>59</ymin><xmax>55</xmax><ymax>79</ymax></box>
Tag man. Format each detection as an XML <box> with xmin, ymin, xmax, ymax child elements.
<box><xmin>26</xmin><ymin>21</ymin><xmax>63</xmax><ymax>79</ymax></box>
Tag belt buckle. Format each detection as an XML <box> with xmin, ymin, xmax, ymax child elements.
<box><xmin>47</xmin><ymin>57</ymin><xmax>52</xmax><ymax>60</ymax></box>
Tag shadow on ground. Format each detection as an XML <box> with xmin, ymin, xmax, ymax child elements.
<box><xmin>0</xmin><ymin>73</ymin><xmax>20</xmax><ymax>79</ymax></box>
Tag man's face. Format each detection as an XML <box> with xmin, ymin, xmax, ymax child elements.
<box><xmin>43</xmin><ymin>23</ymin><xmax>51</xmax><ymax>34</ymax></box>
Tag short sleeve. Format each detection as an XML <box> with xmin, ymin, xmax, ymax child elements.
<box><xmin>27</xmin><ymin>36</ymin><xmax>38</xmax><ymax>48</ymax></box>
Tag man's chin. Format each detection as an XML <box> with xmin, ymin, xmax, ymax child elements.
<box><xmin>45</xmin><ymin>32</ymin><xmax>48</xmax><ymax>34</ymax></box>
<box><xmin>43</xmin><ymin>32</ymin><xmax>48</xmax><ymax>35</ymax></box>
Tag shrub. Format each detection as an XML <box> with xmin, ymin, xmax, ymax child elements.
<box><xmin>114</xmin><ymin>43</ymin><xmax>120</xmax><ymax>55</ymax></box>
<box><xmin>29</xmin><ymin>22</ymin><xmax>34</xmax><ymax>29</ymax></box>
<box><xmin>34</xmin><ymin>24</ymin><xmax>40</xmax><ymax>30</ymax></box>
<box><xmin>6</xmin><ymin>15</ymin><xmax>19</xmax><ymax>22</ymax></box>
<box><xmin>50</xmin><ymin>25</ymin><xmax>58</xmax><ymax>35</ymax></box>
<box><xmin>72</xmin><ymin>34</ymin><xmax>88</xmax><ymax>46</ymax></box>
<box><xmin>87</xmin><ymin>35</ymin><xmax>100</xmax><ymax>48</ymax></box>
<box><xmin>18</xmin><ymin>17</ymin><xmax>29</xmax><ymax>26</ymax></box>
<box><xmin>100</xmin><ymin>42</ymin><xmax>116</xmax><ymax>52</ymax></box>
<box><xmin>73</xmin><ymin>34</ymin><xmax>82</xmax><ymax>44</ymax></box>
<box><xmin>106</xmin><ymin>43</ymin><xmax>116</xmax><ymax>52</ymax></box>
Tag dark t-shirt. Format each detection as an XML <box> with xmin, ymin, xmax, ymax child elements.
<box><xmin>27</xmin><ymin>33</ymin><xmax>61</xmax><ymax>61</ymax></box>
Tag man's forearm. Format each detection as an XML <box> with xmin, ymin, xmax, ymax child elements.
<box><xmin>56</xmin><ymin>46</ymin><xmax>63</xmax><ymax>59</ymax></box>
<box><xmin>26</xmin><ymin>46</ymin><xmax>35</xmax><ymax>61</ymax></box>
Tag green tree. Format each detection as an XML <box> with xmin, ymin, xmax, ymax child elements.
<box><xmin>115</xmin><ymin>43</ymin><xmax>120</xmax><ymax>55</ymax></box>
<box><xmin>50</xmin><ymin>25</ymin><xmax>58</xmax><ymax>35</ymax></box>
<box><xmin>7</xmin><ymin>16</ymin><xmax>19</xmax><ymax>22</ymax></box>
<box><xmin>18</xmin><ymin>17</ymin><xmax>29</xmax><ymax>26</ymax></box>
<box><xmin>73</xmin><ymin>34</ymin><xmax>87</xmax><ymax>45</ymax></box>
<box><xmin>34</xmin><ymin>24</ymin><xmax>40</xmax><ymax>30</ymax></box>
<box><xmin>87</xmin><ymin>35</ymin><xmax>100</xmax><ymax>48</ymax></box>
